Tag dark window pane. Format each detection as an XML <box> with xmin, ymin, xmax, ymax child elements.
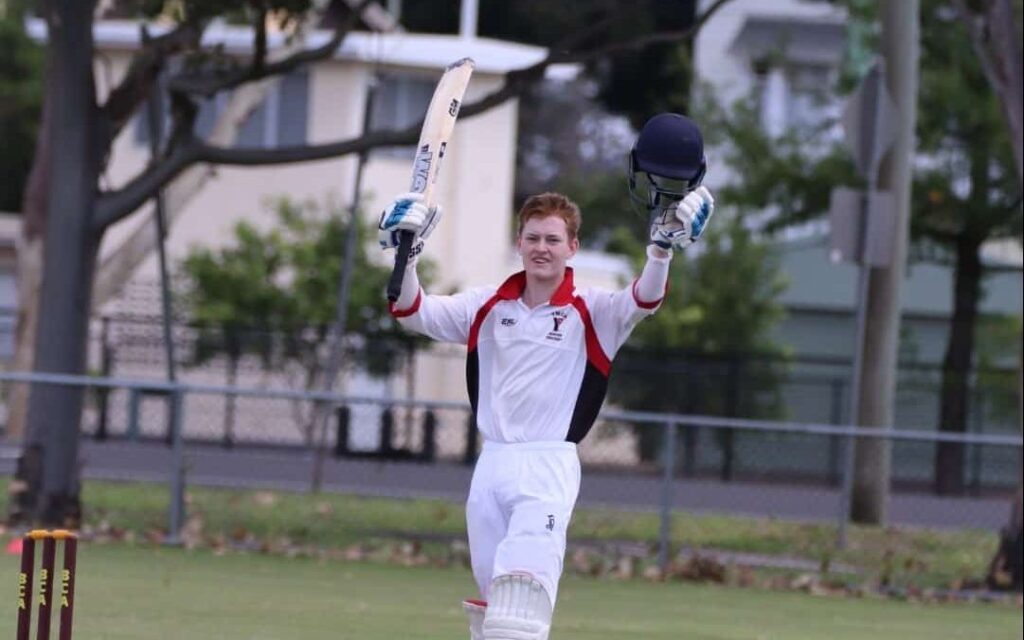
<box><xmin>277</xmin><ymin>71</ymin><xmax>309</xmax><ymax>146</ymax></box>
<box><xmin>235</xmin><ymin>99</ymin><xmax>268</xmax><ymax>148</ymax></box>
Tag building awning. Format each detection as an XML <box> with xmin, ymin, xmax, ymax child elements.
<box><xmin>25</xmin><ymin>18</ymin><xmax>580</xmax><ymax>79</ymax></box>
<box><xmin>729</xmin><ymin>15</ymin><xmax>846</xmax><ymax>67</ymax></box>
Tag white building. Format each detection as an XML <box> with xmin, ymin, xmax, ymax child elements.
<box><xmin>12</xmin><ymin>15</ymin><xmax>636</xmax><ymax>453</ymax></box>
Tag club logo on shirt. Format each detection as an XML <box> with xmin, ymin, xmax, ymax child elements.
<box><xmin>500</xmin><ymin>317</ymin><xmax>517</xmax><ymax>327</ymax></box>
<box><xmin>546</xmin><ymin>310</ymin><xmax>569</xmax><ymax>342</ymax></box>
<box><xmin>546</xmin><ymin>515</ymin><xmax>555</xmax><ymax>531</ymax></box>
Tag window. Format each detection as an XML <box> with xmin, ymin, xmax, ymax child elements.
<box><xmin>135</xmin><ymin>70</ymin><xmax>309</xmax><ymax>148</ymax></box>
<box><xmin>235</xmin><ymin>70</ymin><xmax>310</xmax><ymax>148</ymax></box>
<box><xmin>0</xmin><ymin>269</ymin><xmax>15</xmax><ymax>360</ymax></box>
<box><xmin>367</xmin><ymin>73</ymin><xmax>436</xmax><ymax>157</ymax></box>
<box><xmin>754</xmin><ymin>61</ymin><xmax>835</xmax><ymax>136</ymax></box>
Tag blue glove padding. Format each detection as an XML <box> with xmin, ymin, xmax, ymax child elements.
<box><xmin>378</xmin><ymin>192</ymin><xmax>442</xmax><ymax>251</ymax></box>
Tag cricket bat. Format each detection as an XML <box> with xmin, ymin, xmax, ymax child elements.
<box><xmin>386</xmin><ymin>57</ymin><xmax>475</xmax><ymax>302</ymax></box>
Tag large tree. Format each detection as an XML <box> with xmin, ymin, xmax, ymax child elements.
<box><xmin>9</xmin><ymin>0</ymin><xmax>734</xmax><ymax>525</ymax></box>
<box><xmin>952</xmin><ymin>0</ymin><xmax>1023</xmax><ymax>592</ymax></box>
<box><xmin>706</xmin><ymin>0</ymin><xmax>1020</xmax><ymax>492</ymax></box>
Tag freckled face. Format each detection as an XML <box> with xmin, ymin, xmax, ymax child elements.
<box><xmin>517</xmin><ymin>215</ymin><xmax>579</xmax><ymax>282</ymax></box>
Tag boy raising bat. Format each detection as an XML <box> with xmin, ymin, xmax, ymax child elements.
<box><xmin>379</xmin><ymin>113</ymin><xmax>714</xmax><ymax>640</ymax></box>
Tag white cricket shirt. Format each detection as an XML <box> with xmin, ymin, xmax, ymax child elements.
<box><xmin>390</xmin><ymin>268</ymin><xmax>661</xmax><ymax>444</ymax></box>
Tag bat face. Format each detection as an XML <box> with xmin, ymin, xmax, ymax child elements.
<box><xmin>387</xmin><ymin>57</ymin><xmax>475</xmax><ymax>302</ymax></box>
<box><xmin>408</xmin><ymin>57</ymin><xmax>475</xmax><ymax>205</ymax></box>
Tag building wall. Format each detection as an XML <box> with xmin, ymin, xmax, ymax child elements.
<box><xmin>78</xmin><ymin>27</ymin><xmax>637</xmax><ymax>435</ymax></box>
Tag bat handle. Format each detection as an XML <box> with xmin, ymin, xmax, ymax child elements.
<box><xmin>387</xmin><ymin>230</ymin><xmax>416</xmax><ymax>303</ymax></box>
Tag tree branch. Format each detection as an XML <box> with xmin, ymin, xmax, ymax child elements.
<box><xmin>197</xmin><ymin>123</ymin><xmax>421</xmax><ymax>166</ymax></box>
<box><xmin>953</xmin><ymin>0</ymin><xmax>1024</xmax><ymax>188</ymax></box>
<box><xmin>93</xmin><ymin>139</ymin><xmax>203</xmax><ymax>231</ymax></box>
<box><xmin>252</xmin><ymin>3</ymin><xmax>268</xmax><ymax>75</ymax></box>
<box><xmin>100</xmin><ymin>20</ymin><xmax>204</xmax><ymax>137</ymax></box>
<box><xmin>94</xmin><ymin>0</ymin><xmax>732</xmax><ymax>230</ymax></box>
<box><xmin>461</xmin><ymin>0</ymin><xmax>734</xmax><ymax>119</ymax></box>
<box><xmin>168</xmin><ymin>0</ymin><xmax>374</xmax><ymax>98</ymax></box>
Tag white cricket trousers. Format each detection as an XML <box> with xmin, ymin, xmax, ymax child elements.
<box><xmin>466</xmin><ymin>440</ymin><xmax>581</xmax><ymax>607</ymax></box>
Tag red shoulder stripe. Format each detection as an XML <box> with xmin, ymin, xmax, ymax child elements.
<box><xmin>571</xmin><ymin>297</ymin><xmax>611</xmax><ymax>376</ymax></box>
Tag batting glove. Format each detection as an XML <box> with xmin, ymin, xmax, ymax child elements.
<box><xmin>649</xmin><ymin>186</ymin><xmax>715</xmax><ymax>251</ymax></box>
<box><xmin>378</xmin><ymin>192</ymin><xmax>442</xmax><ymax>252</ymax></box>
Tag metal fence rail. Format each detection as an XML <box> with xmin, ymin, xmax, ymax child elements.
<box><xmin>2</xmin><ymin>370</ymin><xmax>1021</xmax><ymax>571</ymax></box>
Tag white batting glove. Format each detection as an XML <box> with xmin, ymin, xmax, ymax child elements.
<box><xmin>649</xmin><ymin>186</ymin><xmax>715</xmax><ymax>251</ymax></box>
<box><xmin>378</xmin><ymin>192</ymin><xmax>442</xmax><ymax>252</ymax></box>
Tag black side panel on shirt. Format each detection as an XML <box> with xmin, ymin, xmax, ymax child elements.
<box><xmin>566</xmin><ymin>363</ymin><xmax>609</xmax><ymax>444</ymax></box>
<box><xmin>466</xmin><ymin>350</ymin><xmax>480</xmax><ymax>419</ymax></box>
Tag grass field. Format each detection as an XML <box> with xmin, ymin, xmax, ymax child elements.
<box><xmin>1</xmin><ymin>543</ymin><xmax>1020</xmax><ymax>640</ymax></box>
<box><xmin>56</xmin><ymin>480</ymin><xmax>1001</xmax><ymax>590</ymax></box>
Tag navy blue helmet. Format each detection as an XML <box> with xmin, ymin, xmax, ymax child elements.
<box><xmin>628</xmin><ymin>113</ymin><xmax>707</xmax><ymax>211</ymax></box>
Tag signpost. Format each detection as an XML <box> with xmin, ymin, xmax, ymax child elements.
<box><xmin>830</xmin><ymin>60</ymin><xmax>901</xmax><ymax>547</ymax></box>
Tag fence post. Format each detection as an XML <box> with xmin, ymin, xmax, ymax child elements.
<box><xmin>836</xmin><ymin>428</ymin><xmax>856</xmax><ymax>549</ymax></box>
<box><xmin>380</xmin><ymin>408</ymin><xmax>394</xmax><ymax>456</ymax></box>
<box><xmin>334</xmin><ymin>405</ymin><xmax>351</xmax><ymax>458</ymax></box>
<box><xmin>658</xmin><ymin>421</ymin><xmax>678</xmax><ymax>576</ymax></box>
<box><xmin>421</xmin><ymin>410</ymin><xmax>437</xmax><ymax>462</ymax></box>
<box><xmin>127</xmin><ymin>388</ymin><xmax>141</xmax><ymax>441</ymax></box>
<box><xmin>828</xmin><ymin>378</ymin><xmax>845</xmax><ymax>485</ymax></box>
<box><xmin>96</xmin><ymin>315</ymin><xmax>112</xmax><ymax>441</ymax></box>
<box><xmin>464</xmin><ymin>412</ymin><xmax>478</xmax><ymax>465</ymax></box>
<box><xmin>165</xmin><ymin>387</ymin><xmax>186</xmax><ymax>545</ymax></box>
<box><xmin>969</xmin><ymin>389</ymin><xmax>984</xmax><ymax>496</ymax></box>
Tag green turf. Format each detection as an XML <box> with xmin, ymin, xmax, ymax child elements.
<box><xmin>1</xmin><ymin>543</ymin><xmax>1019</xmax><ymax>639</ymax></box>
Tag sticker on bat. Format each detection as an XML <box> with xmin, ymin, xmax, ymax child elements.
<box><xmin>448</xmin><ymin>99</ymin><xmax>461</xmax><ymax>117</ymax></box>
<box><xmin>411</xmin><ymin>144</ymin><xmax>433</xmax><ymax>193</ymax></box>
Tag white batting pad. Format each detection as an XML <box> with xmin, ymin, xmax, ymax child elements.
<box><xmin>463</xmin><ymin>599</ymin><xmax>487</xmax><ymax>640</ymax></box>
<box><xmin>482</xmin><ymin>574</ymin><xmax>553</xmax><ymax>640</ymax></box>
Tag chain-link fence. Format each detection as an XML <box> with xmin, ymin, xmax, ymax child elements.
<box><xmin>2</xmin><ymin>371</ymin><xmax>1020</xmax><ymax>571</ymax></box>
<box><xmin>73</xmin><ymin>311</ymin><xmax>1020</xmax><ymax>488</ymax></box>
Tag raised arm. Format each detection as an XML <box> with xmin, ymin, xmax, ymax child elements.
<box><xmin>379</xmin><ymin>193</ymin><xmax>487</xmax><ymax>344</ymax></box>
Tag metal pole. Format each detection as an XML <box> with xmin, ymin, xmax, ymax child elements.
<box><xmin>166</xmin><ymin>388</ymin><xmax>186</xmax><ymax>545</ymax></box>
<box><xmin>838</xmin><ymin>76</ymin><xmax>881</xmax><ymax>544</ymax></box>
<box><xmin>837</xmin><ymin>432</ymin><xmax>857</xmax><ymax>548</ymax></box>
<box><xmin>145</xmin><ymin>69</ymin><xmax>178</xmax><ymax>391</ymax></box>
<box><xmin>658</xmin><ymin>421</ymin><xmax>678</xmax><ymax>575</ymax></box>
<box><xmin>310</xmin><ymin>72</ymin><xmax>379</xmax><ymax>491</ymax></box>
<box><xmin>849</xmin><ymin>0</ymin><xmax>919</xmax><ymax>526</ymax></box>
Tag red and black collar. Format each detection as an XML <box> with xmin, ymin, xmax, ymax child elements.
<box><xmin>494</xmin><ymin>268</ymin><xmax>576</xmax><ymax>306</ymax></box>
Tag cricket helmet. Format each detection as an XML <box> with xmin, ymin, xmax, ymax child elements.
<box><xmin>628</xmin><ymin>113</ymin><xmax>707</xmax><ymax>211</ymax></box>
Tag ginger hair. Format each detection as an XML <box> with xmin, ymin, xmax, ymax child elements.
<box><xmin>516</xmin><ymin>193</ymin><xmax>582</xmax><ymax>240</ymax></box>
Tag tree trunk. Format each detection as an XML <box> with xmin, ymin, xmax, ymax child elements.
<box><xmin>5</xmin><ymin>90</ymin><xmax>53</xmax><ymax>442</ymax></box>
<box><xmin>12</xmin><ymin>0</ymin><xmax>101</xmax><ymax>526</ymax></box>
<box><xmin>957</xmin><ymin>0</ymin><xmax>1023</xmax><ymax>591</ymax></box>
<box><xmin>933</xmin><ymin>233</ymin><xmax>983</xmax><ymax>495</ymax></box>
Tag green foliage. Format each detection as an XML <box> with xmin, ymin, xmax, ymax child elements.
<box><xmin>909</xmin><ymin>1</ymin><xmax>1021</xmax><ymax>244</ymax></box>
<box><xmin>0</xmin><ymin>10</ymin><xmax>42</xmax><ymax>212</ymax></box>
<box><xmin>645</xmin><ymin>212</ymin><xmax>789</xmax><ymax>357</ymax></box>
<box><xmin>608</xmin><ymin>213</ymin><xmax>790</xmax><ymax>459</ymax></box>
<box><xmin>695</xmin><ymin>84</ymin><xmax>860</xmax><ymax>232</ymax></box>
<box><xmin>180</xmin><ymin>197</ymin><xmax>424</xmax><ymax>381</ymax></box>
<box><xmin>554</xmin><ymin>170</ymin><xmax>646</xmax><ymax>252</ymax></box>
<box><xmin>732</xmin><ymin>0</ymin><xmax>1021</xmax><ymax>244</ymax></box>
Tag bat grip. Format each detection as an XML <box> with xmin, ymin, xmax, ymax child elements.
<box><xmin>387</xmin><ymin>230</ymin><xmax>416</xmax><ymax>303</ymax></box>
